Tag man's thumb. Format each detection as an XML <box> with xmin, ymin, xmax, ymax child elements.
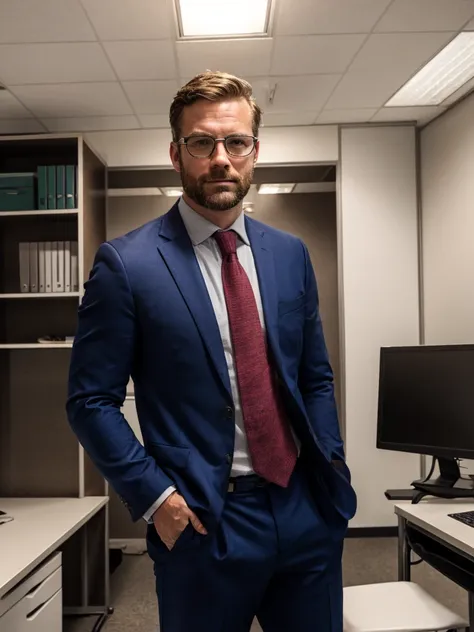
<box><xmin>188</xmin><ymin>512</ymin><xmax>208</xmax><ymax>535</ymax></box>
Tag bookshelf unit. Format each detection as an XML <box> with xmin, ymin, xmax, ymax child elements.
<box><xmin>0</xmin><ymin>134</ymin><xmax>110</xmax><ymax>628</ymax></box>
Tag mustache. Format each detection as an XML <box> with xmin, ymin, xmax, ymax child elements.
<box><xmin>204</xmin><ymin>170</ymin><xmax>238</xmax><ymax>183</ymax></box>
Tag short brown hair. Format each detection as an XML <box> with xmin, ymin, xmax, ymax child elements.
<box><xmin>169</xmin><ymin>71</ymin><xmax>263</xmax><ymax>142</ymax></box>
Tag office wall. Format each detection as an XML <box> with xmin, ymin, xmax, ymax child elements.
<box><xmin>340</xmin><ymin>126</ymin><xmax>421</xmax><ymax>528</ymax></box>
<box><xmin>420</xmin><ymin>93</ymin><xmax>474</xmax><ymax>478</ymax></box>
<box><xmin>420</xmin><ymin>92</ymin><xmax>474</xmax><ymax>345</ymax></box>
<box><xmin>106</xmin><ymin>191</ymin><xmax>339</xmax><ymax>540</ymax></box>
<box><xmin>85</xmin><ymin>125</ymin><xmax>338</xmax><ymax>168</ymax></box>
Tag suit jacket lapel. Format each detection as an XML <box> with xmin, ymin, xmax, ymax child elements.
<box><xmin>157</xmin><ymin>204</ymin><xmax>233</xmax><ymax>400</ymax></box>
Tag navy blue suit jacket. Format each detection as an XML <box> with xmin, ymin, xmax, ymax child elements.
<box><xmin>66</xmin><ymin>203</ymin><xmax>357</xmax><ymax>538</ymax></box>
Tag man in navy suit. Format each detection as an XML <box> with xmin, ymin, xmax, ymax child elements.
<box><xmin>67</xmin><ymin>71</ymin><xmax>357</xmax><ymax>632</ymax></box>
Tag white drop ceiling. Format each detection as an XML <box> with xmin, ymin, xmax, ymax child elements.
<box><xmin>0</xmin><ymin>0</ymin><xmax>473</xmax><ymax>135</ymax></box>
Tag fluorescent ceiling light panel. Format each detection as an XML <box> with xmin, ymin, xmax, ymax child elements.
<box><xmin>386</xmin><ymin>32</ymin><xmax>474</xmax><ymax>107</ymax></box>
<box><xmin>161</xmin><ymin>187</ymin><xmax>183</xmax><ymax>197</ymax></box>
<box><xmin>258</xmin><ymin>183</ymin><xmax>295</xmax><ymax>194</ymax></box>
<box><xmin>177</xmin><ymin>0</ymin><xmax>271</xmax><ymax>37</ymax></box>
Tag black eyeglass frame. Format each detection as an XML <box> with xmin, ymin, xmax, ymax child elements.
<box><xmin>176</xmin><ymin>134</ymin><xmax>258</xmax><ymax>158</ymax></box>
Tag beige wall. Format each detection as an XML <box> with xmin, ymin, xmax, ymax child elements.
<box><xmin>420</xmin><ymin>91</ymin><xmax>474</xmax><ymax>345</ymax></box>
<box><xmin>106</xmin><ymin>191</ymin><xmax>339</xmax><ymax>540</ymax></box>
<box><xmin>87</xmin><ymin>125</ymin><xmax>339</xmax><ymax>168</ymax></box>
<box><xmin>340</xmin><ymin>126</ymin><xmax>421</xmax><ymax>528</ymax></box>
<box><xmin>420</xmin><ymin>92</ymin><xmax>474</xmax><ymax>478</ymax></box>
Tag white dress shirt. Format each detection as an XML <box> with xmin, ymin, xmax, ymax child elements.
<box><xmin>143</xmin><ymin>197</ymin><xmax>271</xmax><ymax>521</ymax></box>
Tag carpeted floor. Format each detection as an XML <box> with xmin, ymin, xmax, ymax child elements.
<box><xmin>64</xmin><ymin>537</ymin><xmax>469</xmax><ymax>632</ymax></box>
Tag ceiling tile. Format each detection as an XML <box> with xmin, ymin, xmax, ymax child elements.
<box><xmin>371</xmin><ymin>106</ymin><xmax>445</xmax><ymax>124</ymax></box>
<box><xmin>272</xmin><ymin>35</ymin><xmax>365</xmax><ymax>75</ymax></box>
<box><xmin>0</xmin><ymin>91</ymin><xmax>33</xmax><ymax>118</ymax></box>
<box><xmin>42</xmin><ymin>115</ymin><xmax>140</xmax><ymax>132</ymax></box>
<box><xmin>10</xmin><ymin>83</ymin><xmax>133</xmax><ymax>118</ymax></box>
<box><xmin>316</xmin><ymin>108</ymin><xmax>377</xmax><ymax>123</ymax></box>
<box><xmin>177</xmin><ymin>38</ymin><xmax>272</xmax><ymax>78</ymax></box>
<box><xmin>122</xmin><ymin>80</ymin><xmax>178</xmax><ymax>114</ymax></box>
<box><xmin>275</xmin><ymin>0</ymin><xmax>392</xmax><ymax>35</ymax></box>
<box><xmin>138</xmin><ymin>114</ymin><xmax>170</xmax><ymax>128</ymax></box>
<box><xmin>0</xmin><ymin>0</ymin><xmax>96</xmax><ymax>43</ymax></box>
<box><xmin>244</xmin><ymin>78</ymin><xmax>272</xmax><ymax>108</ymax></box>
<box><xmin>325</xmin><ymin>70</ymin><xmax>409</xmax><ymax>108</ymax></box>
<box><xmin>261</xmin><ymin>111</ymin><xmax>317</xmax><ymax>126</ymax></box>
<box><xmin>0</xmin><ymin>43</ymin><xmax>115</xmax><ymax>85</ymax></box>
<box><xmin>350</xmin><ymin>33</ymin><xmax>454</xmax><ymax>73</ymax></box>
<box><xmin>0</xmin><ymin>119</ymin><xmax>45</xmax><ymax>134</ymax></box>
<box><xmin>267</xmin><ymin>75</ymin><xmax>340</xmax><ymax>112</ymax></box>
<box><xmin>375</xmin><ymin>0</ymin><xmax>474</xmax><ymax>32</ymax></box>
<box><xmin>103</xmin><ymin>41</ymin><xmax>177</xmax><ymax>81</ymax></box>
<box><xmin>81</xmin><ymin>0</ymin><xmax>173</xmax><ymax>40</ymax></box>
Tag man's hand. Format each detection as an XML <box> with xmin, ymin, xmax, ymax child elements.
<box><xmin>152</xmin><ymin>491</ymin><xmax>207</xmax><ymax>550</ymax></box>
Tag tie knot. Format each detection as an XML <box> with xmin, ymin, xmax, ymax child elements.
<box><xmin>214</xmin><ymin>230</ymin><xmax>237</xmax><ymax>257</ymax></box>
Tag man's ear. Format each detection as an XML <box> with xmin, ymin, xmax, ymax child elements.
<box><xmin>170</xmin><ymin>142</ymin><xmax>181</xmax><ymax>173</ymax></box>
<box><xmin>254</xmin><ymin>139</ymin><xmax>260</xmax><ymax>164</ymax></box>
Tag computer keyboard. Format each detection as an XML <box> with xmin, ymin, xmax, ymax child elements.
<box><xmin>448</xmin><ymin>510</ymin><xmax>474</xmax><ymax>527</ymax></box>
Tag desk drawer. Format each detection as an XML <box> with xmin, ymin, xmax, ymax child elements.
<box><xmin>0</xmin><ymin>552</ymin><xmax>62</xmax><ymax>617</ymax></box>
<box><xmin>0</xmin><ymin>588</ymin><xmax>62</xmax><ymax>632</ymax></box>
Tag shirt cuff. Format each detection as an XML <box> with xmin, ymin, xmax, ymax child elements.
<box><xmin>142</xmin><ymin>485</ymin><xmax>177</xmax><ymax>523</ymax></box>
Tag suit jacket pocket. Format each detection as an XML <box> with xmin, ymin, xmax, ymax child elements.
<box><xmin>149</xmin><ymin>443</ymin><xmax>190</xmax><ymax>469</ymax></box>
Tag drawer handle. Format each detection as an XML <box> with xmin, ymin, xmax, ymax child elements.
<box><xmin>27</xmin><ymin>590</ymin><xmax>59</xmax><ymax>620</ymax></box>
<box><xmin>25</xmin><ymin>578</ymin><xmax>47</xmax><ymax>598</ymax></box>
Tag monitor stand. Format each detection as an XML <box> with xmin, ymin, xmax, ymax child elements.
<box><xmin>411</xmin><ymin>456</ymin><xmax>474</xmax><ymax>503</ymax></box>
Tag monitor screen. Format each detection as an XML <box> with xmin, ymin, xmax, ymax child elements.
<box><xmin>377</xmin><ymin>344</ymin><xmax>474</xmax><ymax>459</ymax></box>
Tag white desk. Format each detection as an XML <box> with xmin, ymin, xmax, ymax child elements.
<box><xmin>0</xmin><ymin>497</ymin><xmax>110</xmax><ymax>628</ymax></box>
<box><xmin>395</xmin><ymin>499</ymin><xmax>474</xmax><ymax>627</ymax></box>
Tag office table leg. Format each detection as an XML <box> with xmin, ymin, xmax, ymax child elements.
<box><xmin>468</xmin><ymin>592</ymin><xmax>474</xmax><ymax>632</ymax></box>
<box><xmin>63</xmin><ymin>505</ymin><xmax>113</xmax><ymax>631</ymax></box>
<box><xmin>398</xmin><ymin>515</ymin><xmax>411</xmax><ymax>581</ymax></box>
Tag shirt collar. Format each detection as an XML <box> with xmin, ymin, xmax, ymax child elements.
<box><xmin>178</xmin><ymin>196</ymin><xmax>250</xmax><ymax>247</ymax></box>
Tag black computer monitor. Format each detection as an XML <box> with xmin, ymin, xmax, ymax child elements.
<box><xmin>377</xmin><ymin>344</ymin><xmax>474</xmax><ymax>499</ymax></box>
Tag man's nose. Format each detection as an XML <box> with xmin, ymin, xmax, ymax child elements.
<box><xmin>209</xmin><ymin>140</ymin><xmax>231</xmax><ymax>167</ymax></box>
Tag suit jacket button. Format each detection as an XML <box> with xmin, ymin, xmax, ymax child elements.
<box><xmin>226</xmin><ymin>454</ymin><xmax>232</xmax><ymax>464</ymax></box>
<box><xmin>225</xmin><ymin>406</ymin><xmax>234</xmax><ymax>419</ymax></box>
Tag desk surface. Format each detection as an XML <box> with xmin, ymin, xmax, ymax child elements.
<box><xmin>0</xmin><ymin>496</ymin><xmax>108</xmax><ymax>598</ymax></box>
<box><xmin>395</xmin><ymin>499</ymin><xmax>474</xmax><ymax>559</ymax></box>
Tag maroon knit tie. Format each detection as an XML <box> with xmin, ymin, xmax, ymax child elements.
<box><xmin>214</xmin><ymin>229</ymin><xmax>298</xmax><ymax>487</ymax></box>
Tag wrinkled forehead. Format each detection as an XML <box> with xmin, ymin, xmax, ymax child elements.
<box><xmin>179</xmin><ymin>98</ymin><xmax>254</xmax><ymax>137</ymax></box>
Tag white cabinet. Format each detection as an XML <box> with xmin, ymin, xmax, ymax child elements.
<box><xmin>0</xmin><ymin>553</ymin><xmax>62</xmax><ymax>632</ymax></box>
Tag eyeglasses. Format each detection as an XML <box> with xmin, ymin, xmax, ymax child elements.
<box><xmin>177</xmin><ymin>135</ymin><xmax>257</xmax><ymax>158</ymax></box>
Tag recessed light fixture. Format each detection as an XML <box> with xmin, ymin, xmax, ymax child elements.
<box><xmin>108</xmin><ymin>187</ymin><xmax>162</xmax><ymax>197</ymax></box>
<box><xmin>386</xmin><ymin>32</ymin><xmax>474</xmax><ymax>107</ymax></box>
<box><xmin>243</xmin><ymin>201</ymin><xmax>254</xmax><ymax>213</ymax></box>
<box><xmin>176</xmin><ymin>0</ymin><xmax>272</xmax><ymax>38</ymax></box>
<box><xmin>258</xmin><ymin>183</ymin><xmax>295</xmax><ymax>195</ymax></box>
<box><xmin>293</xmin><ymin>182</ymin><xmax>336</xmax><ymax>193</ymax></box>
<box><xmin>160</xmin><ymin>187</ymin><xmax>184</xmax><ymax>197</ymax></box>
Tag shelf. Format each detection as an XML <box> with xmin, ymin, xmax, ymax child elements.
<box><xmin>0</xmin><ymin>343</ymin><xmax>73</xmax><ymax>349</ymax></box>
<box><xmin>0</xmin><ymin>292</ymin><xmax>80</xmax><ymax>299</ymax></box>
<box><xmin>0</xmin><ymin>209</ymin><xmax>78</xmax><ymax>217</ymax></box>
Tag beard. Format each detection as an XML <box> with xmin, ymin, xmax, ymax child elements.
<box><xmin>178</xmin><ymin>156</ymin><xmax>254</xmax><ymax>211</ymax></box>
